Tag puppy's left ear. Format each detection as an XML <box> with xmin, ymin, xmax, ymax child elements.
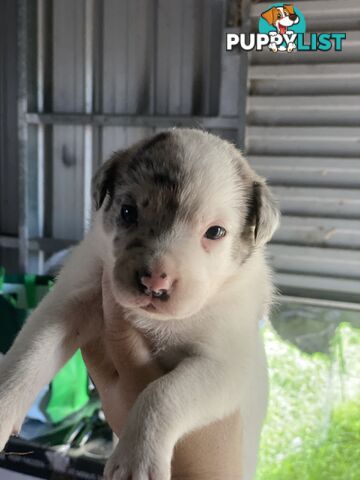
<box><xmin>246</xmin><ymin>179</ymin><xmax>280</xmax><ymax>246</ymax></box>
<box><xmin>92</xmin><ymin>155</ymin><xmax>120</xmax><ymax>210</ymax></box>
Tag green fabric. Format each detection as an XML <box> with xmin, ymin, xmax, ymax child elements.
<box><xmin>0</xmin><ymin>266</ymin><xmax>4</xmax><ymax>289</ymax></box>
<box><xmin>24</xmin><ymin>274</ymin><xmax>37</xmax><ymax>309</ymax></box>
<box><xmin>46</xmin><ymin>350</ymin><xmax>89</xmax><ymax>423</ymax></box>
<box><xmin>0</xmin><ymin>268</ymin><xmax>89</xmax><ymax>423</ymax></box>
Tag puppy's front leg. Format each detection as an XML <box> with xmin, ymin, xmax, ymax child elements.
<box><xmin>104</xmin><ymin>355</ymin><xmax>241</xmax><ymax>480</ymax></box>
<box><xmin>0</xmin><ymin>235</ymin><xmax>102</xmax><ymax>450</ymax></box>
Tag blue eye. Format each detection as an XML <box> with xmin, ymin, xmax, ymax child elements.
<box><xmin>204</xmin><ymin>226</ymin><xmax>226</xmax><ymax>240</ymax></box>
<box><xmin>121</xmin><ymin>205</ymin><xmax>138</xmax><ymax>226</ymax></box>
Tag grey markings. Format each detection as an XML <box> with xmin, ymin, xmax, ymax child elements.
<box><xmin>134</xmin><ymin>132</ymin><xmax>171</xmax><ymax>158</ymax></box>
<box><xmin>126</xmin><ymin>238</ymin><xmax>144</xmax><ymax>250</ymax></box>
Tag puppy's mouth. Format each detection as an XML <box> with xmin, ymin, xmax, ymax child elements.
<box><xmin>113</xmin><ymin>278</ymin><xmax>196</xmax><ymax>319</ymax></box>
<box><xmin>139</xmin><ymin>294</ymin><xmax>170</xmax><ymax>312</ymax></box>
<box><xmin>133</xmin><ymin>293</ymin><xmax>168</xmax><ymax>314</ymax></box>
<box><xmin>141</xmin><ymin>303</ymin><xmax>157</xmax><ymax>312</ymax></box>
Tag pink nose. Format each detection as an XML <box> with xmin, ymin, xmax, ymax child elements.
<box><xmin>140</xmin><ymin>271</ymin><xmax>172</xmax><ymax>296</ymax></box>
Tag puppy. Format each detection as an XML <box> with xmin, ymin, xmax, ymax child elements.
<box><xmin>0</xmin><ymin>129</ymin><xmax>280</xmax><ymax>480</ymax></box>
<box><xmin>261</xmin><ymin>4</ymin><xmax>299</xmax><ymax>52</ymax></box>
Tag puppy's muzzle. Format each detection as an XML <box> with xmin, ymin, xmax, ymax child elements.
<box><xmin>136</xmin><ymin>268</ymin><xmax>173</xmax><ymax>300</ymax></box>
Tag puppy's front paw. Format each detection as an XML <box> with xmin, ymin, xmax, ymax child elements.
<box><xmin>104</xmin><ymin>432</ymin><xmax>171</xmax><ymax>480</ymax></box>
<box><xmin>269</xmin><ymin>43</ymin><xmax>278</xmax><ymax>53</ymax></box>
<box><xmin>287</xmin><ymin>42</ymin><xmax>296</xmax><ymax>52</ymax></box>
<box><xmin>0</xmin><ymin>387</ymin><xmax>23</xmax><ymax>451</ymax></box>
<box><xmin>0</xmin><ymin>411</ymin><xmax>21</xmax><ymax>451</ymax></box>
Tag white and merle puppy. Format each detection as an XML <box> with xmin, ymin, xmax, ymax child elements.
<box><xmin>0</xmin><ymin>129</ymin><xmax>279</xmax><ymax>480</ymax></box>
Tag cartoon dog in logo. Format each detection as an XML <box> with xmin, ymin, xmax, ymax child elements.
<box><xmin>261</xmin><ymin>4</ymin><xmax>299</xmax><ymax>52</ymax></box>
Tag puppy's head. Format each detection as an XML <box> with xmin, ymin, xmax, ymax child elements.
<box><xmin>93</xmin><ymin>129</ymin><xmax>279</xmax><ymax>320</ymax></box>
<box><xmin>261</xmin><ymin>5</ymin><xmax>299</xmax><ymax>32</ymax></box>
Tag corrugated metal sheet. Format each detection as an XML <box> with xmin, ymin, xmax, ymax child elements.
<box><xmin>47</xmin><ymin>0</ymin><xmax>227</xmax><ymax>242</ymax></box>
<box><xmin>0</xmin><ymin>0</ymin><xmax>239</xmax><ymax>273</ymax></box>
<box><xmin>250</xmin><ymin>156</ymin><xmax>360</xmax><ymax>187</ymax></box>
<box><xmin>52</xmin><ymin>0</ymin><xmax>87</xmax><ymax>240</ymax></box>
<box><xmin>250</xmin><ymin>64</ymin><xmax>360</xmax><ymax>95</ymax></box>
<box><xmin>248</xmin><ymin>0</ymin><xmax>360</xmax><ymax>302</ymax></box>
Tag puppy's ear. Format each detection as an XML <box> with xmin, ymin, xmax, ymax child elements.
<box><xmin>246</xmin><ymin>179</ymin><xmax>280</xmax><ymax>246</ymax></box>
<box><xmin>91</xmin><ymin>155</ymin><xmax>119</xmax><ymax>210</ymax></box>
<box><xmin>284</xmin><ymin>4</ymin><xmax>295</xmax><ymax>15</ymax></box>
<box><xmin>261</xmin><ymin>7</ymin><xmax>277</xmax><ymax>26</ymax></box>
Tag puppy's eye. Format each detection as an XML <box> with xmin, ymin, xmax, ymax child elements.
<box><xmin>121</xmin><ymin>205</ymin><xmax>138</xmax><ymax>226</ymax></box>
<box><xmin>277</xmin><ymin>13</ymin><xmax>282</xmax><ymax>18</ymax></box>
<box><xmin>204</xmin><ymin>226</ymin><xmax>226</xmax><ymax>240</ymax></box>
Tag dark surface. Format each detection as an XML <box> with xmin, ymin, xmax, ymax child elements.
<box><xmin>0</xmin><ymin>438</ymin><xmax>105</xmax><ymax>480</ymax></box>
<box><xmin>0</xmin><ymin>0</ymin><xmax>19</xmax><ymax>257</ymax></box>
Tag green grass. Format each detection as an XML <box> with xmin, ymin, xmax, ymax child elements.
<box><xmin>257</xmin><ymin>323</ymin><xmax>360</xmax><ymax>480</ymax></box>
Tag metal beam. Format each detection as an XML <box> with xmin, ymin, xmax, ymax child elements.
<box><xmin>280</xmin><ymin>295</ymin><xmax>360</xmax><ymax>312</ymax></box>
<box><xmin>26</xmin><ymin>113</ymin><xmax>239</xmax><ymax>129</ymax></box>
<box><xmin>236</xmin><ymin>0</ymin><xmax>251</xmax><ymax>149</ymax></box>
<box><xmin>0</xmin><ymin>235</ymin><xmax>21</xmax><ymax>249</ymax></box>
<box><xmin>83</xmin><ymin>0</ymin><xmax>95</xmax><ymax>234</ymax></box>
<box><xmin>0</xmin><ymin>235</ymin><xmax>75</xmax><ymax>253</ymax></box>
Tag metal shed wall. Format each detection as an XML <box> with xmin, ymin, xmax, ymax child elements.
<box><xmin>49</xmin><ymin>0</ymin><xmax>224</xmax><ymax>242</ymax></box>
<box><xmin>0</xmin><ymin>0</ymin><xmax>242</xmax><ymax>273</ymax></box>
<box><xmin>247</xmin><ymin>0</ymin><xmax>360</xmax><ymax>303</ymax></box>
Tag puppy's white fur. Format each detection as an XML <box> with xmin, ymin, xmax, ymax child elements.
<box><xmin>0</xmin><ymin>129</ymin><xmax>279</xmax><ymax>480</ymax></box>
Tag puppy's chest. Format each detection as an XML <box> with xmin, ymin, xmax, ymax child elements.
<box><xmin>153</xmin><ymin>346</ymin><xmax>191</xmax><ymax>372</ymax></box>
<box><xmin>132</xmin><ymin>315</ymin><xmax>213</xmax><ymax>371</ymax></box>
<box><xmin>141</xmin><ymin>327</ymin><xmax>195</xmax><ymax>372</ymax></box>
<box><xmin>139</xmin><ymin>330</ymin><xmax>190</xmax><ymax>371</ymax></box>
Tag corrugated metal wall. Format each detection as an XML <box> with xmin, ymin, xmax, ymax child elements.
<box><xmin>0</xmin><ymin>0</ymin><xmax>242</xmax><ymax>273</ymax></box>
<box><xmin>47</xmin><ymin>0</ymin><xmax>230</xmax><ymax>243</ymax></box>
<box><xmin>0</xmin><ymin>0</ymin><xmax>243</xmax><ymax>272</ymax></box>
<box><xmin>247</xmin><ymin>0</ymin><xmax>360</xmax><ymax>303</ymax></box>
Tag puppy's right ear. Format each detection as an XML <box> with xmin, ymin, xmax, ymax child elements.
<box><xmin>246</xmin><ymin>178</ymin><xmax>280</xmax><ymax>247</ymax></box>
<box><xmin>261</xmin><ymin>7</ymin><xmax>277</xmax><ymax>25</ymax></box>
<box><xmin>91</xmin><ymin>156</ymin><xmax>119</xmax><ymax>210</ymax></box>
<box><xmin>284</xmin><ymin>5</ymin><xmax>296</xmax><ymax>15</ymax></box>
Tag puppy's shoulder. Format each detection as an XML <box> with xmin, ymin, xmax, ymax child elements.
<box><xmin>54</xmin><ymin>230</ymin><xmax>103</xmax><ymax>297</ymax></box>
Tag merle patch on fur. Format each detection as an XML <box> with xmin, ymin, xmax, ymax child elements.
<box><xmin>135</xmin><ymin>132</ymin><xmax>170</xmax><ymax>157</ymax></box>
<box><xmin>117</xmin><ymin>132</ymin><xmax>189</xmax><ymax>237</ymax></box>
<box><xmin>92</xmin><ymin>160</ymin><xmax>119</xmax><ymax>210</ymax></box>
<box><xmin>245</xmin><ymin>182</ymin><xmax>260</xmax><ymax>232</ymax></box>
<box><xmin>126</xmin><ymin>238</ymin><xmax>144</xmax><ymax>250</ymax></box>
